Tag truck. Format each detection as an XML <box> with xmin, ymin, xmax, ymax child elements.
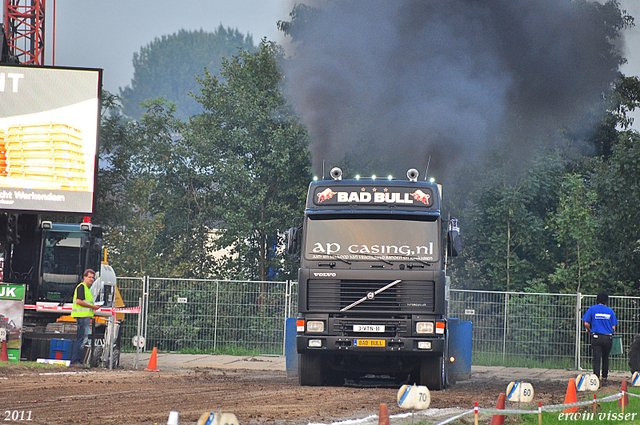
<box><xmin>288</xmin><ymin>167</ymin><xmax>462</xmax><ymax>389</ymax></box>
<box><xmin>0</xmin><ymin>212</ymin><xmax>121</xmax><ymax>366</ymax></box>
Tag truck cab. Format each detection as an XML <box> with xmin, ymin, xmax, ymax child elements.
<box><xmin>290</xmin><ymin>168</ymin><xmax>460</xmax><ymax>389</ymax></box>
<box><xmin>0</xmin><ymin>213</ymin><xmax>119</xmax><ymax>363</ymax></box>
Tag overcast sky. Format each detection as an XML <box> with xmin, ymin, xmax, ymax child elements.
<box><xmin>42</xmin><ymin>0</ymin><xmax>292</xmax><ymax>93</ymax></box>
<box><xmin>8</xmin><ymin>0</ymin><xmax>640</xmax><ymax>125</ymax></box>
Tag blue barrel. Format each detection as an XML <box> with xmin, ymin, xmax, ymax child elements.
<box><xmin>285</xmin><ymin>318</ymin><xmax>298</xmax><ymax>377</ymax></box>
<box><xmin>448</xmin><ymin>318</ymin><xmax>472</xmax><ymax>382</ymax></box>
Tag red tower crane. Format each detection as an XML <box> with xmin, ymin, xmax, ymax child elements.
<box><xmin>3</xmin><ymin>0</ymin><xmax>46</xmax><ymax>65</ymax></box>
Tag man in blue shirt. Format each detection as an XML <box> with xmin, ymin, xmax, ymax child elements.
<box><xmin>582</xmin><ymin>292</ymin><xmax>618</xmax><ymax>383</ymax></box>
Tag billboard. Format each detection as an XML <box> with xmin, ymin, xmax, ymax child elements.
<box><xmin>0</xmin><ymin>65</ymin><xmax>102</xmax><ymax>214</ymax></box>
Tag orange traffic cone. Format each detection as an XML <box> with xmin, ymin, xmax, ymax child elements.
<box><xmin>144</xmin><ymin>347</ymin><xmax>159</xmax><ymax>372</ymax></box>
<box><xmin>0</xmin><ymin>339</ymin><xmax>8</xmax><ymax>362</ymax></box>
<box><xmin>378</xmin><ymin>403</ymin><xmax>390</xmax><ymax>425</ymax></box>
<box><xmin>490</xmin><ymin>393</ymin><xmax>506</xmax><ymax>425</ymax></box>
<box><xmin>563</xmin><ymin>378</ymin><xmax>578</xmax><ymax>413</ymax></box>
<box><xmin>618</xmin><ymin>380</ymin><xmax>629</xmax><ymax>408</ymax></box>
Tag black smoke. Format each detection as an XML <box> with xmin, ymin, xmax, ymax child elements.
<box><xmin>281</xmin><ymin>0</ymin><xmax>628</xmax><ymax>180</ymax></box>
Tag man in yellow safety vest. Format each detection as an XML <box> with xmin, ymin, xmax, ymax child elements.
<box><xmin>70</xmin><ymin>269</ymin><xmax>100</xmax><ymax>367</ymax></box>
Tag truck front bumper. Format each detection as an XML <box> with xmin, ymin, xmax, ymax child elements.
<box><xmin>297</xmin><ymin>335</ymin><xmax>445</xmax><ymax>355</ymax></box>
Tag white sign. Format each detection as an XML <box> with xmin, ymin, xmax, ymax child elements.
<box><xmin>506</xmin><ymin>382</ymin><xmax>534</xmax><ymax>403</ymax></box>
<box><xmin>353</xmin><ymin>325</ymin><xmax>385</xmax><ymax>333</ymax></box>
<box><xmin>197</xmin><ymin>412</ymin><xmax>239</xmax><ymax>425</ymax></box>
<box><xmin>397</xmin><ymin>384</ymin><xmax>430</xmax><ymax>410</ymax></box>
<box><xmin>132</xmin><ymin>335</ymin><xmax>146</xmax><ymax>348</ymax></box>
<box><xmin>576</xmin><ymin>374</ymin><xmax>599</xmax><ymax>391</ymax></box>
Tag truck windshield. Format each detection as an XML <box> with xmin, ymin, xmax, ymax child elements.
<box><xmin>304</xmin><ymin>217</ymin><xmax>439</xmax><ymax>262</ymax></box>
<box><xmin>41</xmin><ymin>230</ymin><xmax>87</xmax><ymax>301</ymax></box>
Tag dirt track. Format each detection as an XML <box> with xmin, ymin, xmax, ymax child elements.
<box><xmin>0</xmin><ymin>361</ymin><xmax>629</xmax><ymax>425</ymax></box>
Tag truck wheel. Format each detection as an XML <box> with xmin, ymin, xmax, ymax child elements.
<box><xmin>111</xmin><ymin>348</ymin><xmax>120</xmax><ymax>368</ymax></box>
<box><xmin>299</xmin><ymin>353</ymin><xmax>323</xmax><ymax>386</ymax></box>
<box><xmin>420</xmin><ymin>357</ymin><xmax>445</xmax><ymax>390</ymax></box>
<box><xmin>90</xmin><ymin>346</ymin><xmax>103</xmax><ymax>368</ymax></box>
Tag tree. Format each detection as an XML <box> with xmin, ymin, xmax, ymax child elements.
<box><xmin>449</xmin><ymin>151</ymin><xmax>565</xmax><ymax>292</ymax></box>
<box><xmin>120</xmin><ymin>27</ymin><xmax>255</xmax><ymax>121</ymax></box>
<box><xmin>592</xmin><ymin>130</ymin><xmax>640</xmax><ymax>295</ymax></box>
<box><xmin>548</xmin><ymin>173</ymin><xmax>601</xmax><ymax>293</ymax></box>
<box><xmin>190</xmin><ymin>40</ymin><xmax>311</xmax><ymax>281</ymax></box>
<box><xmin>96</xmin><ymin>92</ymin><xmax>213</xmax><ymax>277</ymax></box>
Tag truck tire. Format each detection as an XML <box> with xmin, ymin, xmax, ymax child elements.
<box><xmin>299</xmin><ymin>353</ymin><xmax>323</xmax><ymax>386</ymax></box>
<box><xmin>420</xmin><ymin>356</ymin><xmax>445</xmax><ymax>390</ymax></box>
<box><xmin>90</xmin><ymin>346</ymin><xmax>103</xmax><ymax>368</ymax></box>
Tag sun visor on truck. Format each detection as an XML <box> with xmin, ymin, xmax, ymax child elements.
<box><xmin>312</xmin><ymin>185</ymin><xmax>435</xmax><ymax>207</ymax></box>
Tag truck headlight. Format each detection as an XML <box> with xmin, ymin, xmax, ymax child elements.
<box><xmin>307</xmin><ymin>321</ymin><xmax>325</xmax><ymax>333</ymax></box>
<box><xmin>416</xmin><ymin>322</ymin><xmax>434</xmax><ymax>334</ymax></box>
<box><xmin>308</xmin><ymin>339</ymin><xmax>322</xmax><ymax>348</ymax></box>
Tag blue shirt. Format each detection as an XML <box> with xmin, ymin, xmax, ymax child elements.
<box><xmin>582</xmin><ymin>304</ymin><xmax>617</xmax><ymax>334</ymax></box>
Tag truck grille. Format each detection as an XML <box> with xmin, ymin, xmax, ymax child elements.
<box><xmin>307</xmin><ymin>279</ymin><xmax>435</xmax><ymax>313</ymax></box>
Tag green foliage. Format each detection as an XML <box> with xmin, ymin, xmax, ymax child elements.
<box><xmin>450</xmin><ymin>152</ymin><xmax>565</xmax><ymax>291</ymax></box>
<box><xmin>120</xmin><ymin>27</ymin><xmax>255</xmax><ymax>121</ymax></box>
<box><xmin>96</xmin><ymin>93</ymin><xmax>213</xmax><ymax>277</ymax></box>
<box><xmin>548</xmin><ymin>173</ymin><xmax>601</xmax><ymax>293</ymax></box>
<box><xmin>592</xmin><ymin>131</ymin><xmax>640</xmax><ymax>295</ymax></box>
<box><xmin>190</xmin><ymin>40</ymin><xmax>311</xmax><ymax>281</ymax></box>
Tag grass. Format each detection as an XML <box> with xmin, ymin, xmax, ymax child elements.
<box><xmin>121</xmin><ymin>345</ymin><xmax>262</xmax><ymax>356</ymax></box>
<box><xmin>471</xmin><ymin>352</ymin><xmax>575</xmax><ymax>370</ymax></box>
<box><xmin>0</xmin><ymin>360</ymin><xmax>67</xmax><ymax>372</ymax></box>
<box><xmin>177</xmin><ymin>346</ymin><xmax>262</xmax><ymax>356</ymax></box>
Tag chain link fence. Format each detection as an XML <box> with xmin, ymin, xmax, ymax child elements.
<box><xmin>115</xmin><ymin>277</ymin><xmax>297</xmax><ymax>356</ymax></box>
<box><xmin>114</xmin><ymin>278</ymin><xmax>640</xmax><ymax>371</ymax></box>
<box><xmin>449</xmin><ymin>289</ymin><xmax>640</xmax><ymax>372</ymax></box>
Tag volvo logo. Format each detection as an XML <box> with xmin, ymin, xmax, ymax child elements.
<box><xmin>313</xmin><ymin>272</ymin><xmax>337</xmax><ymax>277</ymax></box>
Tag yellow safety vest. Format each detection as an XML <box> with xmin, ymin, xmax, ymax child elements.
<box><xmin>71</xmin><ymin>282</ymin><xmax>94</xmax><ymax>317</ymax></box>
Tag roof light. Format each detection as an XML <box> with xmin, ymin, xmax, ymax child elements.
<box><xmin>355</xmin><ymin>175</ymin><xmax>361</xmax><ymax>180</ymax></box>
<box><xmin>371</xmin><ymin>175</ymin><xmax>377</xmax><ymax>180</ymax></box>
<box><xmin>387</xmin><ymin>175</ymin><xmax>393</xmax><ymax>181</ymax></box>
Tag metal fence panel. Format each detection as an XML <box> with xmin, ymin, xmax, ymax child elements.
<box><xmin>451</xmin><ymin>289</ymin><xmax>640</xmax><ymax>372</ymax></box>
<box><xmin>449</xmin><ymin>290</ymin><xmax>579</xmax><ymax>369</ymax></box>
<box><xmin>117</xmin><ymin>278</ymin><xmax>292</xmax><ymax>356</ymax></box>
<box><xmin>580</xmin><ymin>294</ymin><xmax>640</xmax><ymax>372</ymax></box>
<box><xmin>114</xmin><ymin>277</ymin><xmax>145</xmax><ymax>352</ymax></box>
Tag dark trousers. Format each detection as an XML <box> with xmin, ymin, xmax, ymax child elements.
<box><xmin>591</xmin><ymin>333</ymin><xmax>613</xmax><ymax>379</ymax></box>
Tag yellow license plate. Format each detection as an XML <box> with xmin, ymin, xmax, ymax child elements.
<box><xmin>354</xmin><ymin>339</ymin><xmax>386</xmax><ymax>347</ymax></box>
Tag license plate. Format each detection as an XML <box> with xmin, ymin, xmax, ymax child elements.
<box><xmin>353</xmin><ymin>324</ymin><xmax>385</xmax><ymax>333</ymax></box>
<box><xmin>354</xmin><ymin>339</ymin><xmax>386</xmax><ymax>347</ymax></box>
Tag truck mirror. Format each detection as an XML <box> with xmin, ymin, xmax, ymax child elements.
<box><xmin>447</xmin><ymin>217</ymin><xmax>463</xmax><ymax>257</ymax></box>
<box><xmin>287</xmin><ymin>227</ymin><xmax>298</xmax><ymax>255</ymax></box>
<box><xmin>447</xmin><ymin>231</ymin><xmax>463</xmax><ymax>257</ymax></box>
